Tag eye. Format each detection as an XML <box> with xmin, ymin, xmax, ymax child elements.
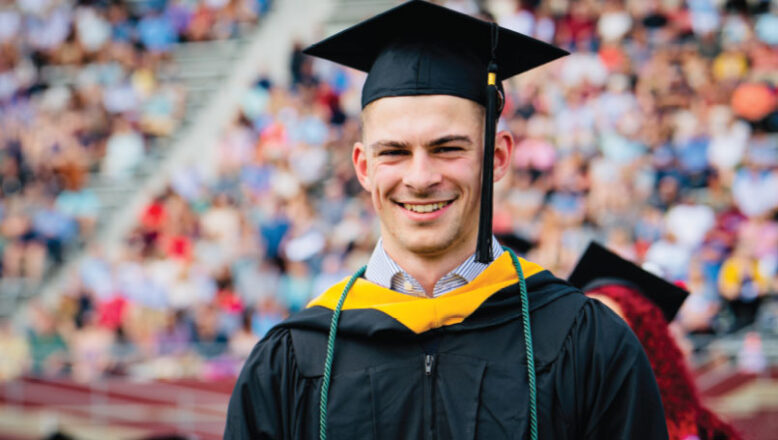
<box><xmin>378</xmin><ymin>149</ymin><xmax>410</xmax><ymax>156</ymax></box>
<box><xmin>434</xmin><ymin>146</ymin><xmax>463</xmax><ymax>154</ymax></box>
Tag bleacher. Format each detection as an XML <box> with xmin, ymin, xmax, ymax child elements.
<box><xmin>0</xmin><ymin>3</ymin><xmax>259</xmax><ymax>318</ymax></box>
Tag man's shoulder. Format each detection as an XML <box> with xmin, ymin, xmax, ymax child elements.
<box><xmin>544</xmin><ymin>290</ymin><xmax>648</xmax><ymax>368</ymax></box>
<box><xmin>515</xmin><ymin>271</ymin><xmax>642</xmax><ymax>369</ymax></box>
<box><xmin>241</xmin><ymin>325</ymin><xmax>294</xmax><ymax>372</ymax></box>
<box><xmin>240</xmin><ymin>306</ymin><xmax>328</xmax><ymax>373</ymax></box>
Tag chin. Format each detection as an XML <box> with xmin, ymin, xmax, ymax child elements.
<box><xmin>405</xmin><ymin>242</ymin><xmax>449</xmax><ymax>256</ymax></box>
<box><xmin>398</xmin><ymin>231</ymin><xmax>459</xmax><ymax>256</ymax></box>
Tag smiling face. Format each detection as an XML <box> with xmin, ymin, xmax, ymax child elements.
<box><xmin>353</xmin><ymin>95</ymin><xmax>512</xmax><ymax>264</ymax></box>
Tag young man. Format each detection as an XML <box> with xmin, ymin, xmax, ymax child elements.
<box><xmin>225</xmin><ymin>2</ymin><xmax>667</xmax><ymax>439</ymax></box>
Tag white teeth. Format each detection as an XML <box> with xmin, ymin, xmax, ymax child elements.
<box><xmin>402</xmin><ymin>201</ymin><xmax>450</xmax><ymax>213</ymax></box>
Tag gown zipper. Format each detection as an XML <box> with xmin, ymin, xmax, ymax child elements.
<box><xmin>424</xmin><ymin>354</ymin><xmax>436</xmax><ymax>439</ymax></box>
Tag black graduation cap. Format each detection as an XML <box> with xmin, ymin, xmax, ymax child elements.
<box><xmin>568</xmin><ymin>242</ymin><xmax>689</xmax><ymax>322</ymax></box>
<box><xmin>304</xmin><ymin>0</ymin><xmax>568</xmax><ymax>263</ymax></box>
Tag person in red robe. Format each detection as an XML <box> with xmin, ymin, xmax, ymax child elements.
<box><xmin>569</xmin><ymin>242</ymin><xmax>742</xmax><ymax>440</ymax></box>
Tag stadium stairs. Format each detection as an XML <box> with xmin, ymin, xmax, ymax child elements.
<box><xmin>3</xmin><ymin>0</ymin><xmax>338</xmax><ymax>318</ymax></box>
<box><xmin>0</xmin><ymin>38</ymin><xmax>249</xmax><ymax>318</ymax></box>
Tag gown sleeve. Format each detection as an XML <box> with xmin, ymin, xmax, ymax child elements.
<box><xmin>565</xmin><ymin>299</ymin><xmax>669</xmax><ymax>440</ymax></box>
<box><xmin>224</xmin><ymin>328</ymin><xmax>304</xmax><ymax>440</ymax></box>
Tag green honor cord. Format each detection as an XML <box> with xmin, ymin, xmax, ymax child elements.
<box><xmin>318</xmin><ymin>265</ymin><xmax>366</xmax><ymax>440</ymax></box>
<box><xmin>319</xmin><ymin>247</ymin><xmax>537</xmax><ymax>440</ymax></box>
<box><xmin>507</xmin><ymin>246</ymin><xmax>538</xmax><ymax>440</ymax></box>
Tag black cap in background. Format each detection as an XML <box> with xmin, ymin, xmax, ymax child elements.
<box><xmin>568</xmin><ymin>241</ymin><xmax>689</xmax><ymax>322</ymax></box>
<box><xmin>496</xmin><ymin>233</ymin><xmax>534</xmax><ymax>255</ymax></box>
<box><xmin>303</xmin><ymin>0</ymin><xmax>568</xmax><ymax>263</ymax></box>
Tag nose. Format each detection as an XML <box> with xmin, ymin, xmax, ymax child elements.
<box><xmin>401</xmin><ymin>151</ymin><xmax>442</xmax><ymax>191</ymax></box>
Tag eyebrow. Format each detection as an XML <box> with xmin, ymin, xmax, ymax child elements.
<box><xmin>370</xmin><ymin>140</ymin><xmax>410</xmax><ymax>150</ymax></box>
<box><xmin>427</xmin><ymin>135</ymin><xmax>473</xmax><ymax>147</ymax></box>
<box><xmin>369</xmin><ymin>135</ymin><xmax>473</xmax><ymax>151</ymax></box>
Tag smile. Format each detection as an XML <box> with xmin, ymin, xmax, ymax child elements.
<box><xmin>400</xmin><ymin>200</ymin><xmax>454</xmax><ymax>213</ymax></box>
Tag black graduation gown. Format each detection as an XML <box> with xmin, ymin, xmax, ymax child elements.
<box><xmin>225</xmin><ymin>253</ymin><xmax>668</xmax><ymax>439</ymax></box>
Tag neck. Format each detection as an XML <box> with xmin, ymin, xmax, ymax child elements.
<box><xmin>381</xmin><ymin>236</ymin><xmax>477</xmax><ymax>297</ymax></box>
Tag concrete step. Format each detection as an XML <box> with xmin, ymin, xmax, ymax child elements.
<box><xmin>93</xmin><ymin>185</ymin><xmax>136</xmax><ymax>201</ymax></box>
<box><xmin>172</xmin><ymin>40</ymin><xmax>241</xmax><ymax>61</ymax></box>
<box><xmin>330</xmin><ymin>0</ymin><xmax>397</xmax><ymax>18</ymax></box>
<box><xmin>326</xmin><ymin>0</ymin><xmax>397</xmax><ymax>35</ymax></box>
<box><xmin>181</xmin><ymin>82</ymin><xmax>220</xmax><ymax>95</ymax></box>
<box><xmin>174</xmin><ymin>68</ymin><xmax>231</xmax><ymax>80</ymax></box>
<box><xmin>184</xmin><ymin>91</ymin><xmax>212</xmax><ymax>107</ymax></box>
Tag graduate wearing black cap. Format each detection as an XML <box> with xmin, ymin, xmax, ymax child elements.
<box><xmin>225</xmin><ymin>2</ymin><xmax>666</xmax><ymax>439</ymax></box>
<box><xmin>569</xmin><ymin>242</ymin><xmax>741</xmax><ymax>440</ymax></box>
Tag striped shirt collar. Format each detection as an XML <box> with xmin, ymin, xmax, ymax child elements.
<box><xmin>364</xmin><ymin>237</ymin><xmax>504</xmax><ymax>298</ymax></box>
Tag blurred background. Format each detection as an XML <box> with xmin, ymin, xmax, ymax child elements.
<box><xmin>0</xmin><ymin>0</ymin><xmax>776</xmax><ymax>438</ymax></box>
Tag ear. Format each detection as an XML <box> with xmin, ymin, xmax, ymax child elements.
<box><xmin>492</xmin><ymin>129</ymin><xmax>514</xmax><ymax>182</ymax></box>
<box><xmin>352</xmin><ymin>141</ymin><xmax>371</xmax><ymax>191</ymax></box>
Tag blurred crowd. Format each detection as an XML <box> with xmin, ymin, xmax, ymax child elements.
<box><xmin>0</xmin><ymin>0</ymin><xmax>265</xmax><ymax>282</ymax></box>
<box><xmin>1</xmin><ymin>0</ymin><xmax>777</xmax><ymax>382</ymax></box>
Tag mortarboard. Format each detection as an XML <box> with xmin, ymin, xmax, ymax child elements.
<box><xmin>568</xmin><ymin>241</ymin><xmax>689</xmax><ymax>322</ymax></box>
<box><xmin>303</xmin><ymin>0</ymin><xmax>568</xmax><ymax>263</ymax></box>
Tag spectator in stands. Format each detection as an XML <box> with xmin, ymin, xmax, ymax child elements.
<box><xmin>55</xmin><ymin>181</ymin><xmax>100</xmax><ymax>239</ymax></box>
<box><xmin>1</xmin><ymin>199</ymin><xmax>47</xmax><ymax>280</ymax></box>
<box><xmin>719</xmin><ymin>243</ymin><xmax>771</xmax><ymax>330</ymax></box>
<box><xmin>277</xmin><ymin>259</ymin><xmax>314</xmax><ymax>313</ymax></box>
<box><xmin>137</xmin><ymin>8</ymin><xmax>178</xmax><ymax>54</ymax></box>
<box><xmin>678</xmin><ymin>258</ymin><xmax>721</xmax><ymax>334</ymax></box>
<box><xmin>69</xmin><ymin>308</ymin><xmax>115</xmax><ymax>383</ymax></box>
<box><xmin>26</xmin><ymin>302</ymin><xmax>68</xmax><ymax>376</ymax></box>
<box><xmin>102</xmin><ymin>118</ymin><xmax>145</xmax><ymax>179</ymax></box>
<box><xmin>732</xmin><ymin>159</ymin><xmax>778</xmax><ymax>218</ymax></box>
<box><xmin>32</xmin><ymin>195</ymin><xmax>78</xmax><ymax>264</ymax></box>
<box><xmin>0</xmin><ymin>317</ymin><xmax>29</xmax><ymax>381</ymax></box>
<box><xmin>228</xmin><ymin>308</ymin><xmax>258</xmax><ymax>359</ymax></box>
<box><xmin>192</xmin><ymin>304</ymin><xmax>229</xmax><ymax>359</ymax></box>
